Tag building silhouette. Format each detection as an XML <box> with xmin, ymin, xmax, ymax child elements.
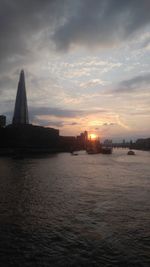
<box><xmin>0</xmin><ymin>70</ymin><xmax>91</xmax><ymax>155</ymax></box>
<box><xmin>0</xmin><ymin>115</ymin><xmax>6</xmax><ymax>127</ymax></box>
<box><xmin>0</xmin><ymin>70</ymin><xmax>60</xmax><ymax>154</ymax></box>
<box><xmin>12</xmin><ymin>70</ymin><xmax>29</xmax><ymax>124</ymax></box>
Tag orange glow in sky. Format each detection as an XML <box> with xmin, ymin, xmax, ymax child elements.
<box><xmin>88</xmin><ymin>133</ymin><xmax>97</xmax><ymax>140</ymax></box>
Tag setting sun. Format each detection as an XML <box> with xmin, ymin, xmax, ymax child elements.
<box><xmin>89</xmin><ymin>133</ymin><xmax>97</xmax><ymax>140</ymax></box>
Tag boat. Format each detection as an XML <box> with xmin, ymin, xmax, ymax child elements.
<box><xmin>86</xmin><ymin>148</ymin><xmax>99</xmax><ymax>154</ymax></box>
<box><xmin>71</xmin><ymin>151</ymin><xmax>78</xmax><ymax>156</ymax></box>
<box><xmin>101</xmin><ymin>139</ymin><xmax>113</xmax><ymax>154</ymax></box>
<box><xmin>127</xmin><ymin>150</ymin><xmax>135</xmax><ymax>155</ymax></box>
<box><xmin>101</xmin><ymin>147</ymin><xmax>112</xmax><ymax>154</ymax></box>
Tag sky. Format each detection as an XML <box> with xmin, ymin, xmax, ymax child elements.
<box><xmin>0</xmin><ymin>0</ymin><xmax>150</xmax><ymax>141</ymax></box>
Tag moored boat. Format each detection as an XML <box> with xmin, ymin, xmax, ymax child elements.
<box><xmin>127</xmin><ymin>150</ymin><xmax>135</xmax><ymax>155</ymax></box>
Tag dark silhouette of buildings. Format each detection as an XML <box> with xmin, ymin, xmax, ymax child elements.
<box><xmin>5</xmin><ymin>124</ymin><xmax>59</xmax><ymax>152</ymax></box>
<box><xmin>0</xmin><ymin>70</ymin><xmax>59</xmax><ymax>155</ymax></box>
<box><xmin>59</xmin><ymin>131</ymin><xmax>88</xmax><ymax>152</ymax></box>
<box><xmin>77</xmin><ymin>131</ymin><xmax>88</xmax><ymax>149</ymax></box>
<box><xmin>132</xmin><ymin>138</ymin><xmax>150</xmax><ymax>150</ymax></box>
<box><xmin>0</xmin><ymin>115</ymin><xmax>6</xmax><ymax>128</ymax></box>
<box><xmin>0</xmin><ymin>70</ymin><xmax>88</xmax><ymax>155</ymax></box>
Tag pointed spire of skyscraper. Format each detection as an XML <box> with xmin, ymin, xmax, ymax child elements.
<box><xmin>12</xmin><ymin>70</ymin><xmax>29</xmax><ymax>124</ymax></box>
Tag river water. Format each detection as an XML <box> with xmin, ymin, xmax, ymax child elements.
<box><xmin>0</xmin><ymin>149</ymin><xmax>149</xmax><ymax>266</ymax></box>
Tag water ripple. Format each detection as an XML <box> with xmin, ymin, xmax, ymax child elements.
<box><xmin>0</xmin><ymin>149</ymin><xmax>150</xmax><ymax>266</ymax></box>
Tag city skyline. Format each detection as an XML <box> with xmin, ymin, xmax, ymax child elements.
<box><xmin>0</xmin><ymin>0</ymin><xmax>150</xmax><ymax>141</ymax></box>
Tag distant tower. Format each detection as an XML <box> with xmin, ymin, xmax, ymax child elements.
<box><xmin>12</xmin><ymin>70</ymin><xmax>29</xmax><ymax>124</ymax></box>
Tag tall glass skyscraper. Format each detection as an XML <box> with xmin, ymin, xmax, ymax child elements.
<box><xmin>12</xmin><ymin>70</ymin><xmax>29</xmax><ymax>124</ymax></box>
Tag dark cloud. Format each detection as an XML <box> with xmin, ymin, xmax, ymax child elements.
<box><xmin>116</xmin><ymin>73</ymin><xmax>150</xmax><ymax>93</ymax></box>
<box><xmin>29</xmin><ymin>106</ymin><xmax>106</xmax><ymax>120</ymax></box>
<box><xmin>30</xmin><ymin>107</ymin><xmax>84</xmax><ymax>119</ymax></box>
<box><xmin>0</xmin><ymin>0</ymin><xmax>150</xmax><ymax>66</ymax></box>
<box><xmin>70</xmin><ymin>122</ymin><xmax>78</xmax><ymax>126</ymax></box>
<box><xmin>53</xmin><ymin>0</ymin><xmax>150</xmax><ymax>50</ymax></box>
<box><xmin>0</xmin><ymin>0</ymin><xmax>67</xmax><ymax>73</ymax></box>
<box><xmin>32</xmin><ymin>117</ymin><xmax>65</xmax><ymax>128</ymax></box>
<box><xmin>32</xmin><ymin>118</ymin><xmax>80</xmax><ymax>128</ymax></box>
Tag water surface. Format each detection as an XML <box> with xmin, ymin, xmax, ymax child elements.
<box><xmin>0</xmin><ymin>149</ymin><xmax>149</xmax><ymax>266</ymax></box>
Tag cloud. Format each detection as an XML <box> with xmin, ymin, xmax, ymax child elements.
<box><xmin>29</xmin><ymin>106</ymin><xmax>107</xmax><ymax>120</ymax></box>
<box><xmin>0</xmin><ymin>0</ymin><xmax>150</xmax><ymax>68</ymax></box>
<box><xmin>0</xmin><ymin>74</ymin><xmax>17</xmax><ymax>93</ymax></box>
<box><xmin>0</xmin><ymin>0</ymin><xmax>67</xmax><ymax>74</ymax></box>
<box><xmin>33</xmin><ymin>119</ymin><xmax>79</xmax><ymax>128</ymax></box>
<box><xmin>19</xmin><ymin>106</ymin><xmax>108</xmax><ymax>129</ymax></box>
<box><xmin>80</xmin><ymin>79</ymin><xmax>108</xmax><ymax>88</ymax></box>
<box><xmin>70</xmin><ymin>122</ymin><xmax>78</xmax><ymax>125</ymax></box>
<box><xmin>53</xmin><ymin>0</ymin><xmax>150</xmax><ymax>50</ymax></box>
<box><xmin>103</xmin><ymin>122</ymin><xmax>116</xmax><ymax>126</ymax></box>
<box><xmin>116</xmin><ymin>72</ymin><xmax>150</xmax><ymax>93</ymax></box>
<box><xmin>30</xmin><ymin>107</ymin><xmax>84</xmax><ymax>119</ymax></box>
<box><xmin>32</xmin><ymin>117</ymin><xmax>65</xmax><ymax>128</ymax></box>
